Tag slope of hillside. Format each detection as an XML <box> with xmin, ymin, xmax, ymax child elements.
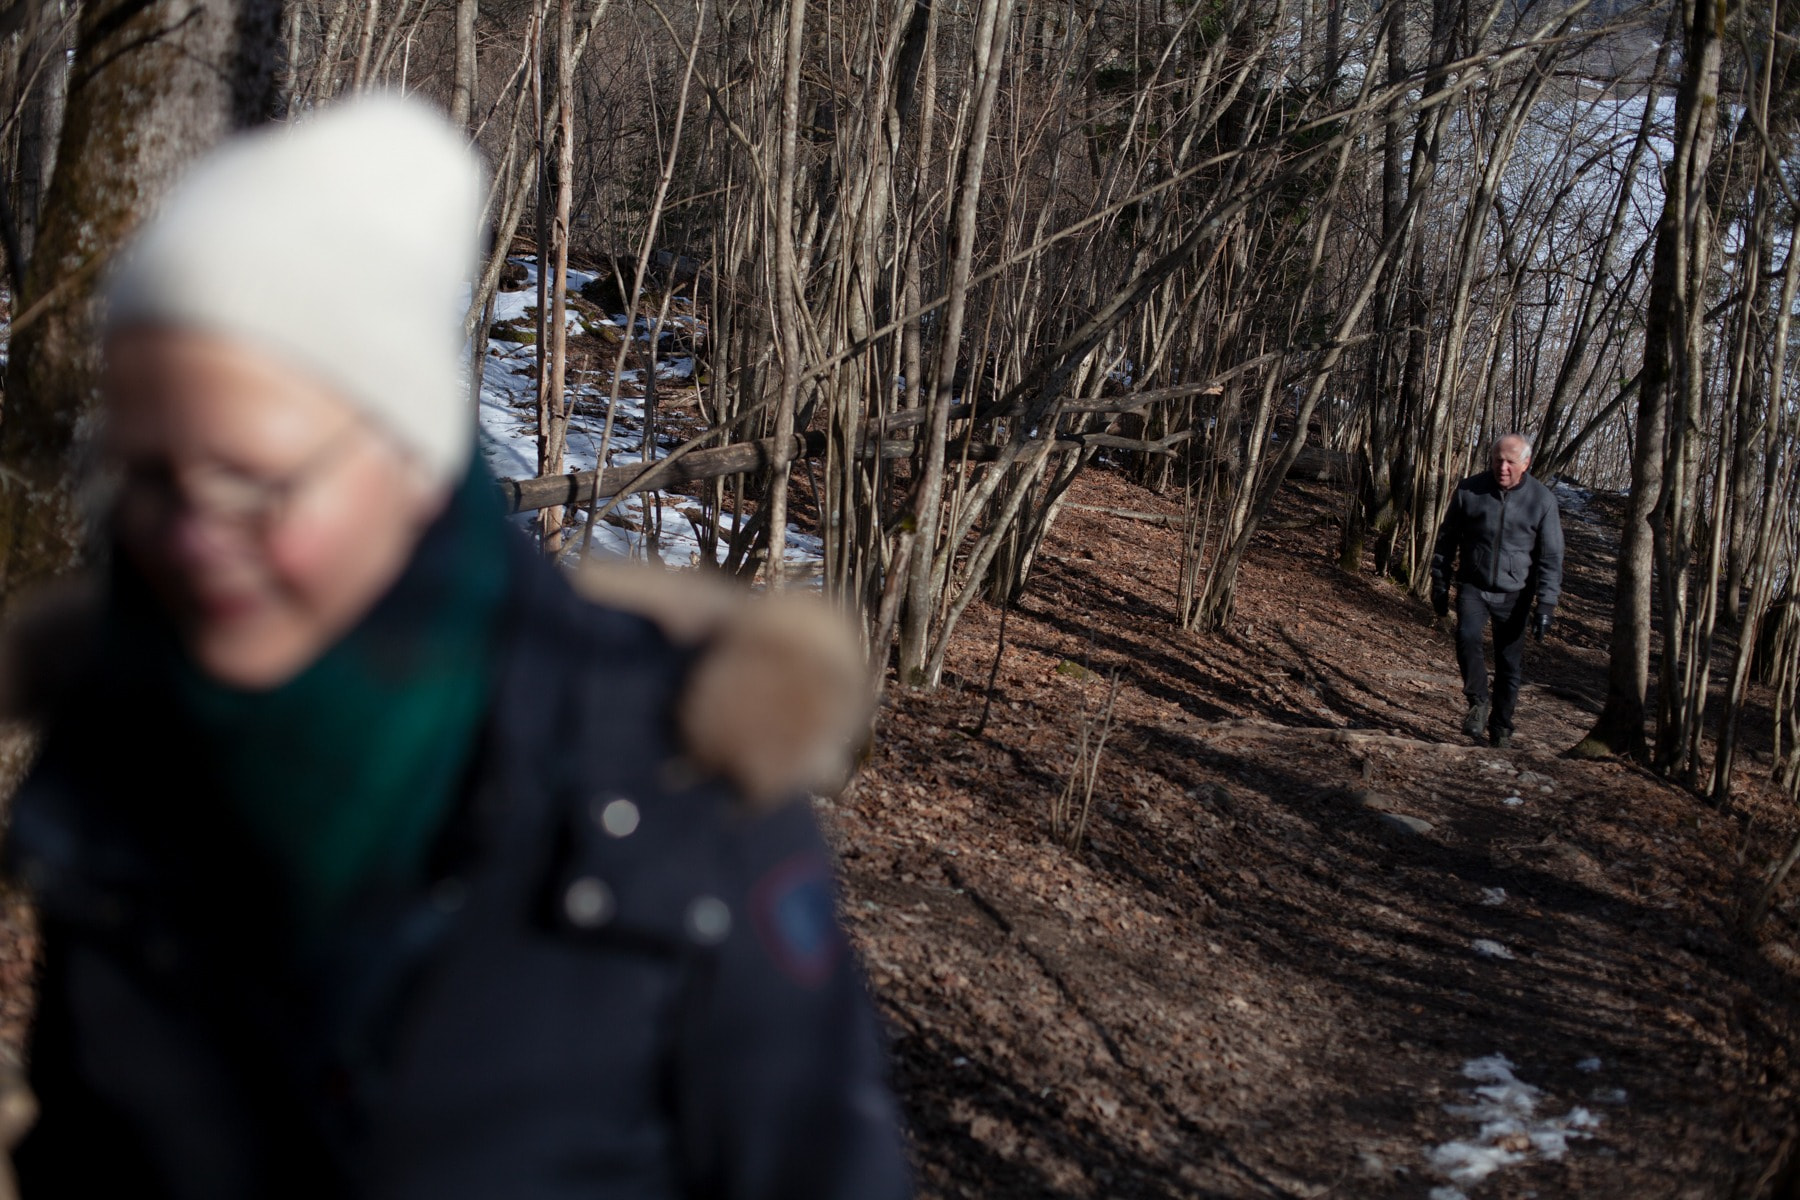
<box><xmin>837</xmin><ymin>469</ymin><xmax>1800</xmax><ymax>1198</ymax></box>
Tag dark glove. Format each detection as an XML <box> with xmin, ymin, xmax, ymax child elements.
<box><xmin>1431</xmin><ymin>579</ymin><xmax>1450</xmax><ymax>618</ymax></box>
<box><xmin>1533</xmin><ymin>608</ymin><xmax>1553</xmax><ymax>641</ymax></box>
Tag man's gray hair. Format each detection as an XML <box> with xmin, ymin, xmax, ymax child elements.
<box><xmin>1493</xmin><ymin>433</ymin><xmax>1534</xmax><ymax>461</ymax></box>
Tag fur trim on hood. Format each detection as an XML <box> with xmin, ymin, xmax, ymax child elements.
<box><xmin>572</xmin><ymin>561</ymin><xmax>872</xmax><ymax>810</ymax></box>
<box><xmin>0</xmin><ymin>564</ymin><xmax>872</xmax><ymax>812</ymax></box>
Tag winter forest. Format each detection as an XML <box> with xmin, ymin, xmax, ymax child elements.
<box><xmin>0</xmin><ymin>0</ymin><xmax>1797</xmax><ymax>1192</ymax></box>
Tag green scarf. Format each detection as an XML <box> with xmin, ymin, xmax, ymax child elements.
<box><xmin>119</xmin><ymin>463</ymin><xmax>511</xmax><ymax>939</ymax></box>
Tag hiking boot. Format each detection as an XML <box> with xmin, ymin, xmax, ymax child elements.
<box><xmin>1489</xmin><ymin>726</ymin><xmax>1513</xmax><ymax>749</ymax></box>
<box><xmin>1461</xmin><ymin>699</ymin><xmax>1490</xmax><ymax>740</ymax></box>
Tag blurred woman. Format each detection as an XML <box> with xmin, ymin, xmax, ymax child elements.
<box><xmin>1</xmin><ymin>98</ymin><xmax>909</xmax><ymax>1200</ymax></box>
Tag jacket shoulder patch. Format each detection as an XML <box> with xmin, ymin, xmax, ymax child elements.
<box><xmin>749</xmin><ymin>855</ymin><xmax>842</xmax><ymax>988</ymax></box>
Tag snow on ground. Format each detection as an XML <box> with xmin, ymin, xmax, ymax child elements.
<box><xmin>471</xmin><ymin>257</ymin><xmax>822</xmax><ymax>576</ymax></box>
<box><xmin>1426</xmin><ymin>1054</ymin><xmax>1602</xmax><ymax>1197</ymax></box>
<box><xmin>1552</xmin><ymin>478</ymin><xmax>1602</xmax><ymax>524</ymax></box>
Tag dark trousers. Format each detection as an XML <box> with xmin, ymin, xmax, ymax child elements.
<box><xmin>1456</xmin><ymin>586</ymin><xmax>1530</xmax><ymax>732</ymax></box>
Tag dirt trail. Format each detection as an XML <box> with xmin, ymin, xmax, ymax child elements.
<box><xmin>836</xmin><ymin>469</ymin><xmax>1800</xmax><ymax>1199</ymax></box>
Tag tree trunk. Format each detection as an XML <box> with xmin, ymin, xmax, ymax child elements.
<box><xmin>535</xmin><ymin>0</ymin><xmax>575</xmax><ymax>552</ymax></box>
<box><xmin>13</xmin><ymin>1</ymin><xmax>72</xmax><ymax>267</ymax></box>
<box><xmin>1574</xmin><ymin>0</ymin><xmax>1725</xmax><ymax>760</ymax></box>
<box><xmin>1532</xmin><ymin>34</ymin><xmax>1668</xmax><ymax>480</ymax></box>
<box><xmin>350</xmin><ymin>0</ymin><xmax>382</xmax><ymax>91</ymax></box>
<box><xmin>896</xmin><ymin>0</ymin><xmax>1013</xmax><ymax>681</ymax></box>
<box><xmin>1708</xmin><ymin>228</ymin><xmax>1795</xmax><ymax>800</ymax></box>
<box><xmin>0</xmin><ymin>0</ymin><xmax>284</xmax><ymax>604</ymax></box>
<box><xmin>762</xmin><ymin>0</ymin><xmax>810</xmax><ymax>590</ymax></box>
<box><xmin>451</xmin><ymin>0</ymin><xmax>478</xmax><ymax>132</ymax></box>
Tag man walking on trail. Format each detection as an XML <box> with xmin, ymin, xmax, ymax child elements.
<box><xmin>1430</xmin><ymin>433</ymin><xmax>1565</xmax><ymax>748</ymax></box>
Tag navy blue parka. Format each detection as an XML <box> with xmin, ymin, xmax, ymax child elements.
<box><xmin>3</xmin><ymin>535</ymin><xmax>911</xmax><ymax>1200</ymax></box>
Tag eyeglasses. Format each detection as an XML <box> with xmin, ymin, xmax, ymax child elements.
<box><xmin>111</xmin><ymin>424</ymin><xmax>364</xmax><ymax>536</ymax></box>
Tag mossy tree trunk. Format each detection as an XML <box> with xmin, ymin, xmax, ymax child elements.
<box><xmin>0</xmin><ymin>0</ymin><xmax>283</xmax><ymax>605</ymax></box>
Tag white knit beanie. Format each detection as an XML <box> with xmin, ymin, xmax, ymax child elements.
<box><xmin>107</xmin><ymin>96</ymin><xmax>483</xmax><ymax>486</ymax></box>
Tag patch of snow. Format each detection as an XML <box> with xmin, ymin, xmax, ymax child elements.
<box><xmin>1471</xmin><ymin>939</ymin><xmax>1515</xmax><ymax>960</ymax></box>
<box><xmin>615</xmin><ymin>355</ymin><xmax>696</xmax><ymax>386</ymax></box>
<box><xmin>471</xmin><ymin>258</ymin><xmax>819</xmax><ymax>574</ymax></box>
<box><xmin>1552</xmin><ymin>478</ymin><xmax>1620</xmax><ymax>525</ymax></box>
<box><xmin>1428</xmin><ymin>1055</ymin><xmax>1601</xmax><ymax>1190</ymax></box>
<box><xmin>1479</xmin><ymin>887</ymin><xmax>1508</xmax><ymax>906</ymax></box>
<box><xmin>1576</xmin><ymin>1056</ymin><xmax>1602</xmax><ymax>1073</ymax></box>
<box><xmin>1429</xmin><ymin>1138</ymin><xmax>1524</xmax><ymax>1185</ymax></box>
<box><xmin>481</xmin><ymin>259</ymin><xmax>594</xmax><ymax>332</ymax></box>
<box><xmin>1460</xmin><ymin>1055</ymin><xmax>1519</xmax><ymax>1085</ymax></box>
<box><xmin>1502</xmin><ymin>795</ymin><xmax>1525</xmax><ymax>807</ymax></box>
<box><xmin>1552</xmin><ymin>479</ymin><xmax>1594</xmax><ymax>507</ymax></box>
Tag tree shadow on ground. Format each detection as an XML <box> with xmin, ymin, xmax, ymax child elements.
<box><xmin>851</xmin><ymin>473</ymin><xmax>1799</xmax><ymax>1198</ymax></box>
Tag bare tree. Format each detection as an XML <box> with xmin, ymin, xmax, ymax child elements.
<box><xmin>1574</xmin><ymin>0</ymin><xmax>1731</xmax><ymax>760</ymax></box>
<box><xmin>0</xmin><ymin>0</ymin><xmax>284</xmax><ymax>602</ymax></box>
<box><xmin>451</xmin><ymin>0</ymin><xmax>479</xmax><ymax>132</ymax></box>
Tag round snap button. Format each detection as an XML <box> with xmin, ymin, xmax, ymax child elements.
<box><xmin>686</xmin><ymin>895</ymin><xmax>732</xmax><ymax>945</ymax></box>
<box><xmin>564</xmin><ymin>876</ymin><xmax>616</xmax><ymax>928</ymax></box>
<box><xmin>594</xmin><ymin>796</ymin><xmax>641</xmax><ymax>839</ymax></box>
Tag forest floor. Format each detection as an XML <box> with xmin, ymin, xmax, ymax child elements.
<box><xmin>835</xmin><ymin>467</ymin><xmax>1800</xmax><ymax>1199</ymax></box>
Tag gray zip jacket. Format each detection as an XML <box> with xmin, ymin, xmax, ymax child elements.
<box><xmin>1430</xmin><ymin>471</ymin><xmax>1564</xmax><ymax>610</ymax></box>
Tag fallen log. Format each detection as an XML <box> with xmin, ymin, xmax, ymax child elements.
<box><xmin>1071</xmin><ymin>430</ymin><xmax>1194</xmax><ymax>454</ymax></box>
<box><xmin>502</xmin><ymin>430</ymin><xmax>826</xmax><ymax>514</ymax></box>
<box><xmin>1066</xmin><ymin>504</ymin><xmax>1187</xmax><ymax>527</ymax></box>
<box><xmin>502</xmin><ymin>430</ymin><xmax>1082</xmax><ymax>513</ymax></box>
<box><xmin>500</xmin><ymin>383</ymin><xmax>1215</xmax><ymax>514</ymax></box>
